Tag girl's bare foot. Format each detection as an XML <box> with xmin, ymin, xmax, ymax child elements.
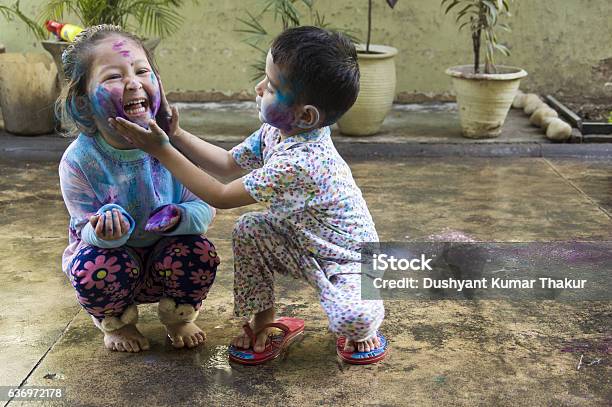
<box><xmin>165</xmin><ymin>321</ymin><xmax>206</xmax><ymax>349</ymax></box>
<box><xmin>103</xmin><ymin>324</ymin><xmax>150</xmax><ymax>352</ymax></box>
<box><xmin>343</xmin><ymin>334</ymin><xmax>381</xmax><ymax>353</ymax></box>
<box><xmin>231</xmin><ymin>307</ymin><xmax>275</xmax><ymax>353</ymax></box>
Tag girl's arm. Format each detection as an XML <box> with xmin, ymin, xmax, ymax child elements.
<box><xmin>59</xmin><ymin>159</ymin><xmax>135</xmax><ymax>247</ymax></box>
<box><xmin>111</xmin><ymin>117</ymin><xmax>255</xmax><ymax>209</ymax></box>
<box><xmin>152</xmin><ymin>188</ymin><xmax>216</xmax><ymax>236</ymax></box>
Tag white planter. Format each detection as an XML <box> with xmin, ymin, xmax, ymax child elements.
<box><xmin>0</xmin><ymin>53</ymin><xmax>58</xmax><ymax>135</ymax></box>
<box><xmin>446</xmin><ymin>65</ymin><xmax>527</xmax><ymax>138</ymax></box>
<box><xmin>337</xmin><ymin>44</ymin><xmax>397</xmax><ymax>136</ymax></box>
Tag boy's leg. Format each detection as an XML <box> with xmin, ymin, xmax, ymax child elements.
<box><xmin>148</xmin><ymin>235</ymin><xmax>219</xmax><ymax>348</ymax></box>
<box><xmin>232</xmin><ymin>212</ymin><xmax>315</xmax><ymax>352</ymax></box>
<box><xmin>69</xmin><ymin>245</ymin><xmax>150</xmax><ymax>352</ymax></box>
<box><xmin>320</xmin><ymin>269</ymin><xmax>385</xmax><ymax>352</ymax></box>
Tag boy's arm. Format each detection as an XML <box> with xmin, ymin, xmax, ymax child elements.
<box><xmin>171</xmin><ymin>127</ymin><xmax>244</xmax><ymax>180</ymax></box>
<box><xmin>158</xmin><ymin>145</ymin><xmax>255</xmax><ymax>209</ymax></box>
<box><xmin>158</xmin><ymin>104</ymin><xmax>244</xmax><ymax>179</ymax></box>
<box><xmin>111</xmin><ymin>117</ymin><xmax>255</xmax><ymax>209</ymax></box>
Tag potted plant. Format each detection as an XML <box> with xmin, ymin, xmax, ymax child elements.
<box><xmin>337</xmin><ymin>0</ymin><xmax>399</xmax><ymax>136</ymax></box>
<box><xmin>236</xmin><ymin>0</ymin><xmax>358</xmax><ymax>81</ymax></box>
<box><xmin>0</xmin><ymin>1</ymin><xmax>58</xmax><ymax>135</ymax></box>
<box><xmin>37</xmin><ymin>0</ymin><xmax>193</xmax><ymax>81</ymax></box>
<box><xmin>442</xmin><ymin>0</ymin><xmax>527</xmax><ymax>138</ymax></box>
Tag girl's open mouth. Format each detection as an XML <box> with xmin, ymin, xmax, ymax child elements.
<box><xmin>123</xmin><ymin>98</ymin><xmax>150</xmax><ymax>117</ymax></box>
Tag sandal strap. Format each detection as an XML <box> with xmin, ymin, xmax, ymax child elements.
<box><xmin>254</xmin><ymin>321</ymin><xmax>291</xmax><ymax>337</ymax></box>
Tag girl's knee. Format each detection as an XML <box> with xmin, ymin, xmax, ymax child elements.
<box><xmin>151</xmin><ymin>235</ymin><xmax>220</xmax><ymax>272</ymax></box>
<box><xmin>69</xmin><ymin>245</ymin><xmax>141</xmax><ymax>298</ymax></box>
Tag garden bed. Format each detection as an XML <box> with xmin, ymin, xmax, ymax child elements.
<box><xmin>546</xmin><ymin>96</ymin><xmax>612</xmax><ymax>142</ymax></box>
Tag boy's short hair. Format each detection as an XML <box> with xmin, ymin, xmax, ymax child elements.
<box><xmin>271</xmin><ymin>26</ymin><xmax>360</xmax><ymax>126</ymax></box>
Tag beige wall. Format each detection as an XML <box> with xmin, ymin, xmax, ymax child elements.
<box><xmin>2</xmin><ymin>0</ymin><xmax>611</xmax><ymax>102</ymax></box>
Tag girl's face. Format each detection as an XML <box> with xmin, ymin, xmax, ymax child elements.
<box><xmin>86</xmin><ymin>35</ymin><xmax>161</xmax><ymax>137</ymax></box>
<box><xmin>254</xmin><ymin>51</ymin><xmax>297</xmax><ymax>133</ymax></box>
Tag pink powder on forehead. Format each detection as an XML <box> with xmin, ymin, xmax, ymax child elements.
<box><xmin>112</xmin><ymin>40</ymin><xmax>126</xmax><ymax>50</ymax></box>
<box><xmin>119</xmin><ymin>50</ymin><xmax>131</xmax><ymax>58</ymax></box>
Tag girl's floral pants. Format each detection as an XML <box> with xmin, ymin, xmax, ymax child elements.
<box><xmin>68</xmin><ymin>235</ymin><xmax>220</xmax><ymax>322</ymax></box>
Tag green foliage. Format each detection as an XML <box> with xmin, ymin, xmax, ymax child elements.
<box><xmin>608</xmin><ymin>111</ymin><xmax>612</xmax><ymax>124</ymax></box>
<box><xmin>39</xmin><ymin>0</ymin><xmax>195</xmax><ymax>39</ymax></box>
<box><xmin>236</xmin><ymin>0</ymin><xmax>359</xmax><ymax>81</ymax></box>
<box><xmin>441</xmin><ymin>0</ymin><xmax>513</xmax><ymax>74</ymax></box>
<box><xmin>0</xmin><ymin>1</ymin><xmax>47</xmax><ymax>40</ymax></box>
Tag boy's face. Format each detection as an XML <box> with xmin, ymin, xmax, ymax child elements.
<box><xmin>254</xmin><ymin>51</ymin><xmax>298</xmax><ymax>133</ymax></box>
<box><xmin>87</xmin><ymin>35</ymin><xmax>161</xmax><ymax>133</ymax></box>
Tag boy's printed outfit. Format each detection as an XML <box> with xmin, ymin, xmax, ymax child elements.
<box><xmin>231</xmin><ymin>124</ymin><xmax>384</xmax><ymax>341</ymax></box>
<box><xmin>59</xmin><ymin>133</ymin><xmax>219</xmax><ymax>321</ymax></box>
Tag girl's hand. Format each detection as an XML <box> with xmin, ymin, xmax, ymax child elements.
<box><xmin>145</xmin><ymin>204</ymin><xmax>181</xmax><ymax>233</ymax></box>
<box><xmin>109</xmin><ymin>116</ymin><xmax>171</xmax><ymax>156</ymax></box>
<box><xmin>89</xmin><ymin>209</ymin><xmax>130</xmax><ymax>241</ymax></box>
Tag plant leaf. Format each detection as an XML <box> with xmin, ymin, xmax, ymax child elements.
<box><xmin>386</xmin><ymin>0</ymin><xmax>398</xmax><ymax>9</ymax></box>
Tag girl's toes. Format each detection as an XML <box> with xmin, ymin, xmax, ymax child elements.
<box><xmin>138</xmin><ymin>338</ymin><xmax>150</xmax><ymax>351</ymax></box>
<box><xmin>343</xmin><ymin>340</ymin><xmax>355</xmax><ymax>352</ymax></box>
<box><xmin>186</xmin><ymin>335</ymin><xmax>197</xmax><ymax>348</ymax></box>
<box><xmin>170</xmin><ymin>335</ymin><xmax>185</xmax><ymax>349</ymax></box>
<box><xmin>128</xmin><ymin>340</ymin><xmax>140</xmax><ymax>352</ymax></box>
<box><xmin>195</xmin><ymin>333</ymin><xmax>205</xmax><ymax>344</ymax></box>
<box><xmin>115</xmin><ymin>342</ymin><xmax>126</xmax><ymax>352</ymax></box>
<box><xmin>357</xmin><ymin>341</ymin><xmax>365</xmax><ymax>352</ymax></box>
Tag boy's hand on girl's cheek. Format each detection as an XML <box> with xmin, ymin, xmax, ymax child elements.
<box><xmin>89</xmin><ymin>209</ymin><xmax>130</xmax><ymax>241</ymax></box>
<box><xmin>108</xmin><ymin>116</ymin><xmax>171</xmax><ymax>156</ymax></box>
<box><xmin>145</xmin><ymin>204</ymin><xmax>181</xmax><ymax>233</ymax></box>
<box><xmin>154</xmin><ymin>78</ymin><xmax>181</xmax><ymax>138</ymax></box>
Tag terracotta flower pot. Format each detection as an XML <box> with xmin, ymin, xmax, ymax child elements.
<box><xmin>446</xmin><ymin>65</ymin><xmax>527</xmax><ymax>138</ymax></box>
<box><xmin>0</xmin><ymin>53</ymin><xmax>58</xmax><ymax>135</ymax></box>
<box><xmin>337</xmin><ymin>44</ymin><xmax>397</xmax><ymax>136</ymax></box>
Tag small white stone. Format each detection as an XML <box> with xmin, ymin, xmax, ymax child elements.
<box><xmin>541</xmin><ymin>116</ymin><xmax>558</xmax><ymax>130</ymax></box>
<box><xmin>546</xmin><ymin>118</ymin><xmax>572</xmax><ymax>141</ymax></box>
<box><xmin>530</xmin><ymin>105</ymin><xmax>558</xmax><ymax>127</ymax></box>
<box><xmin>512</xmin><ymin>90</ymin><xmax>527</xmax><ymax>109</ymax></box>
<box><xmin>524</xmin><ymin>94</ymin><xmax>543</xmax><ymax>115</ymax></box>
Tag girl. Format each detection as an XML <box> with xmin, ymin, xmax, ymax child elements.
<box><xmin>58</xmin><ymin>25</ymin><xmax>219</xmax><ymax>353</ymax></box>
<box><xmin>112</xmin><ymin>27</ymin><xmax>387</xmax><ymax>365</ymax></box>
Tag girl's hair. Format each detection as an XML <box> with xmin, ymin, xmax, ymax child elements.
<box><xmin>57</xmin><ymin>24</ymin><xmax>160</xmax><ymax>136</ymax></box>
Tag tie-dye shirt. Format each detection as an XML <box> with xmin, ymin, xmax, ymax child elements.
<box><xmin>230</xmin><ymin>124</ymin><xmax>378</xmax><ymax>267</ymax></box>
<box><xmin>59</xmin><ymin>133</ymin><xmax>215</xmax><ymax>273</ymax></box>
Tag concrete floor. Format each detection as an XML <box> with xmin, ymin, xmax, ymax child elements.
<box><xmin>0</xmin><ymin>152</ymin><xmax>610</xmax><ymax>406</ymax></box>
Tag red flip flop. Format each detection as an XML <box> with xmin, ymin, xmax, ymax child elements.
<box><xmin>228</xmin><ymin>317</ymin><xmax>305</xmax><ymax>365</ymax></box>
<box><xmin>337</xmin><ymin>331</ymin><xmax>388</xmax><ymax>365</ymax></box>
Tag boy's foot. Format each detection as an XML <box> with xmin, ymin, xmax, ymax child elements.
<box><xmin>231</xmin><ymin>307</ymin><xmax>275</xmax><ymax>353</ymax></box>
<box><xmin>165</xmin><ymin>321</ymin><xmax>206</xmax><ymax>349</ymax></box>
<box><xmin>343</xmin><ymin>334</ymin><xmax>382</xmax><ymax>353</ymax></box>
<box><xmin>103</xmin><ymin>324</ymin><xmax>150</xmax><ymax>352</ymax></box>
